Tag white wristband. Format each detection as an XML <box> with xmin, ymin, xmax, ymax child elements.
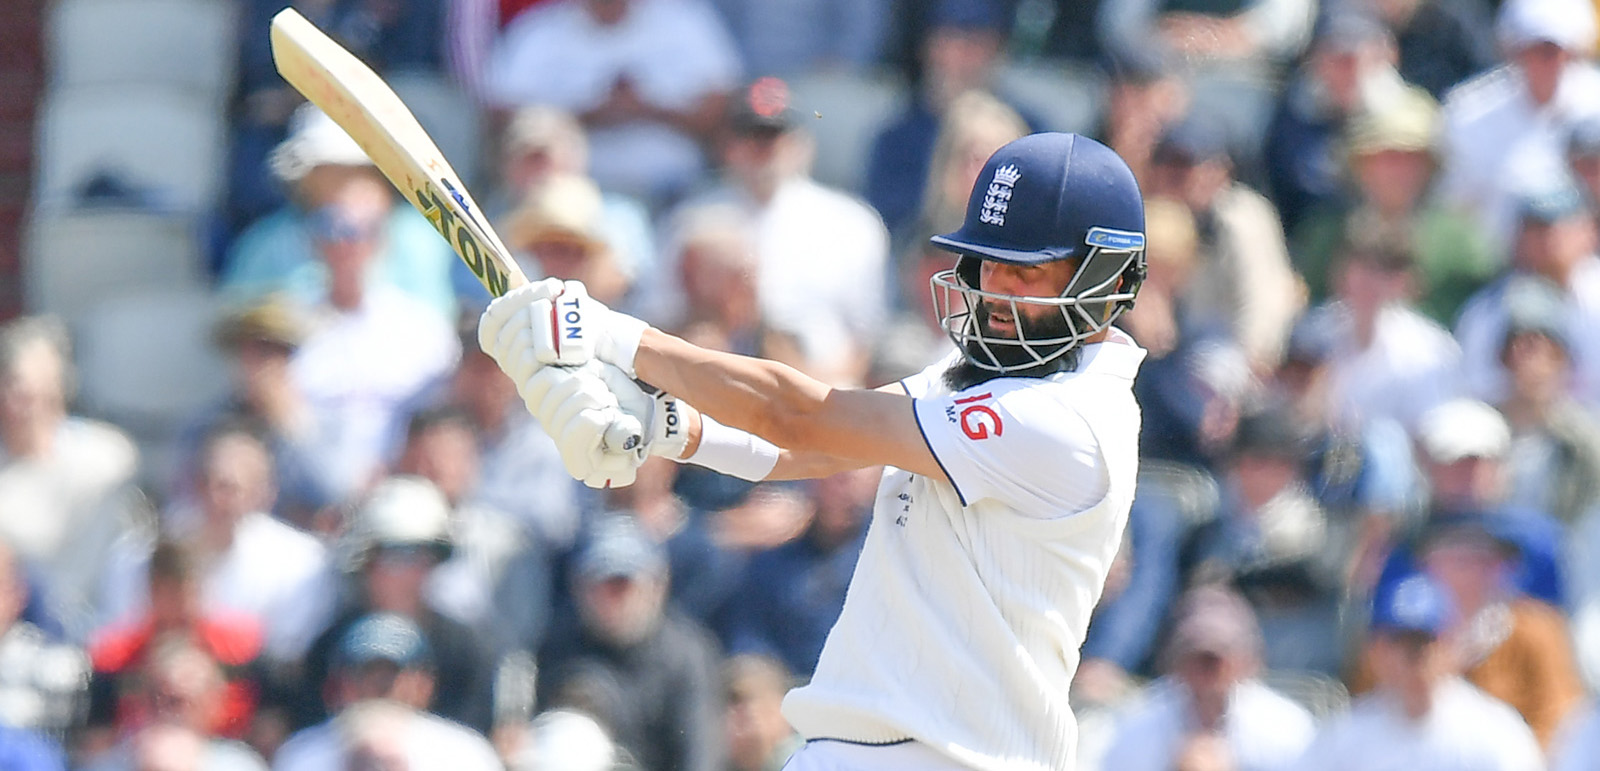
<box><xmin>681</xmin><ymin>414</ymin><xmax>779</xmax><ymax>482</ymax></box>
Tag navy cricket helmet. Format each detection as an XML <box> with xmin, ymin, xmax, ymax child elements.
<box><xmin>929</xmin><ymin>132</ymin><xmax>1147</xmax><ymax>373</ymax></box>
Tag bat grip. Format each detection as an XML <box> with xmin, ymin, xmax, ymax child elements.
<box><xmin>602</xmin><ymin>414</ymin><xmax>644</xmax><ymax>454</ymax></box>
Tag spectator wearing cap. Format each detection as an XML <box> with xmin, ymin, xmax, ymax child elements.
<box><xmin>1436</xmin><ymin>0</ymin><xmax>1600</xmax><ymax>252</ymax></box>
<box><xmin>0</xmin><ymin>316</ymin><xmax>141</xmax><ymax>641</ymax></box>
<box><xmin>501</xmin><ymin>172</ymin><xmax>632</xmax><ymax>307</ymax></box>
<box><xmin>537</xmin><ymin>515</ymin><xmax>724</xmax><ymax>771</ymax></box>
<box><xmin>482</xmin><ymin>0</ymin><xmax>743</xmax><ymax>209</ymax></box>
<box><xmin>222</xmin><ymin>104</ymin><xmax>458</xmax><ymax>323</ymax></box>
<box><xmin>667</xmin><ymin>76</ymin><xmax>890</xmax><ymax>386</ymax></box>
<box><xmin>1093</xmin><ymin>49</ymin><xmax>1193</xmax><ymax>191</ymax></box>
<box><xmin>271</xmin><ymin>613</ymin><xmax>501</xmax><ymax>771</ymax></box>
<box><xmin>98</xmin><ymin>423</ymin><xmax>336</xmax><ymax>666</ymax></box>
<box><xmin>1311</xmin><ymin>222</ymin><xmax>1463</xmax><ymax>435</ymax></box>
<box><xmin>1365</xmin><ymin>0</ymin><xmax>1498</xmax><ymax>100</ymax></box>
<box><xmin>1146</xmin><ymin>116</ymin><xmax>1305</xmax><ymax>372</ymax></box>
<box><xmin>1300</xmin><ymin>574</ymin><xmax>1544</xmax><ymax>771</ymax></box>
<box><xmin>476</xmin><ymin>106</ymin><xmax>656</xmax><ymax>310</ymax></box>
<box><xmin>169</xmin><ymin>296</ymin><xmax>333</xmax><ymax>526</ymax></box>
<box><xmin>1361</xmin><ymin>515</ymin><xmax>1585</xmax><ymax>750</ymax></box>
<box><xmin>292</xmin><ymin>477</ymin><xmax>496</xmax><ymax>736</ymax></box>
<box><xmin>1264</xmin><ymin>10</ymin><xmax>1408</xmax><ymax>232</ymax></box>
<box><xmin>1094</xmin><ymin>585</ymin><xmax>1314</xmax><ymax>771</ymax></box>
<box><xmin>1456</xmin><ymin>178</ymin><xmax>1600</xmax><ymax>408</ymax></box>
<box><xmin>1291</xmin><ymin>86</ymin><xmax>1496</xmax><ymax>326</ymax></box>
<box><xmin>866</xmin><ymin>0</ymin><xmax>1048</xmax><ymax>242</ymax></box>
<box><xmin>1181</xmin><ymin>401</ymin><xmax>1350</xmax><ymax>675</ymax></box>
<box><xmin>507</xmin><ymin>707</ymin><xmax>621</xmax><ymax>771</ymax></box>
<box><xmin>708</xmin><ymin>0</ymin><xmax>888</xmax><ymax>78</ymax></box>
<box><xmin>1492</xmin><ymin>277</ymin><xmax>1600</xmax><ymax>524</ymax></box>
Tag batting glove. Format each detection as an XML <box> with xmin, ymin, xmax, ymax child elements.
<box><xmin>519</xmin><ymin>364</ymin><xmax>645</xmax><ymax>488</ymax></box>
<box><xmin>492</xmin><ymin>279</ymin><xmax>648</xmax><ymax>377</ymax></box>
<box><xmin>479</xmin><ymin>276</ymin><xmax>567</xmax><ymax>386</ymax></box>
<box><xmin>590</xmin><ymin>361</ymin><xmax>692</xmax><ymax>461</ymax></box>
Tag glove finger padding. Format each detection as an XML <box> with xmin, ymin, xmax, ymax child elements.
<box><xmin>478</xmin><ymin>277</ymin><xmax>564</xmax><ymax>360</ymax></box>
<box><xmin>525</xmin><ymin>280</ymin><xmax>597</xmax><ymax>368</ymax></box>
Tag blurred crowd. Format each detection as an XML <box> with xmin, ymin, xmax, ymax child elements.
<box><xmin>10</xmin><ymin>0</ymin><xmax>1600</xmax><ymax>767</ymax></box>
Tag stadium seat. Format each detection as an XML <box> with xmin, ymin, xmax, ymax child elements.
<box><xmin>22</xmin><ymin>210</ymin><xmax>205</xmax><ymax>322</ymax></box>
<box><xmin>993</xmin><ymin>61</ymin><xmax>1107</xmax><ymax>137</ymax></box>
<box><xmin>387</xmin><ymin>70</ymin><xmax>485</xmax><ymax>189</ymax></box>
<box><xmin>72</xmin><ymin>288</ymin><xmax>231</xmax><ymax>488</ymax></box>
<box><xmin>33</xmin><ymin>85</ymin><xmax>228</xmax><ymax>216</ymax></box>
<box><xmin>46</xmin><ymin>0</ymin><xmax>241</xmax><ymax>106</ymax></box>
<box><xmin>786</xmin><ymin>69</ymin><xmax>908</xmax><ymax>194</ymax></box>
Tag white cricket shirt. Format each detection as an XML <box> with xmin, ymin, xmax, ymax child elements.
<box><xmin>782</xmin><ymin>330</ymin><xmax>1146</xmax><ymax>771</ymax></box>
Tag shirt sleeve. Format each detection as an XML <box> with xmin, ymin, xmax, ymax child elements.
<box><xmin>912</xmin><ymin>382</ymin><xmax>1107</xmax><ymax>517</ymax></box>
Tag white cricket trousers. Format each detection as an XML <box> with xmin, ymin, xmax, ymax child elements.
<box><xmin>781</xmin><ymin>739</ymin><xmax>978</xmax><ymax>771</ymax></box>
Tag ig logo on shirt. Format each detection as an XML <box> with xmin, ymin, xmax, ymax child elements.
<box><xmin>952</xmin><ymin>393</ymin><xmax>1003</xmax><ymax>440</ymax></box>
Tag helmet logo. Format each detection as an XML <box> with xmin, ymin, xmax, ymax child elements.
<box><xmin>980</xmin><ymin>164</ymin><xmax>1022</xmax><ymax>226</ymax></box>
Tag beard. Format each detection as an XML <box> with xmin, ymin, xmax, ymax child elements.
<box><xmin>942</xmin><ymin>299</ymin><xmax>1080</xmax><ymax>390</ymax></box>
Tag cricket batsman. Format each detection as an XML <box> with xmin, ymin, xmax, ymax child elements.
<box><xmin>479</xmin><ymin>132</ymin><xmax>1148</xmax><ymax>771</ymax></box>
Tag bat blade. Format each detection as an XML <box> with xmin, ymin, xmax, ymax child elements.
<box><xmin>268</xmin><ymin>7</ymin><xmax>523</xmax><ymax>298</ymax></box>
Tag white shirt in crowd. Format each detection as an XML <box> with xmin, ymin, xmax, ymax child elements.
<box><xmin>782</xmin><ymin>332</ymin><xmax>1146</xmax><ymax>771</ymax></box>
<box><xmin>1293</xmin><ymin>678</ymin><xmax>1545</xmax><ymax>771</ymax></box>
<box><xmin>1455</xmin><ymin>256</ymin><xmax>1600</xmax><ymax>409</ymax></box>
<box><xmin>1436</xmin><ymin>61</ymin><xmax>1600</xmax><ymax>252</ymax></box>
<box><xmin>425</xmin><ymin>501</ymin><xmax>526</xmax><ymax>630</ymax></box>
<box><xmin>1324</xmin><ymin>303</ymin><xmax>1463</xmax><ymax>433</ymax></box>
<box><xmin>292</xmin><ymin>286</ymin><xmax>460</xmax><ymax>501</ymax></box>
<box><xmin>99</xmin><ymin>511</ymin><xmax>336</xmax><ymax>662</ymax></box>
<box><xmin>271</xmin><ymin>709</ymin><xmax>502</xmax><ymax>771</ymax></box>
<box><xmin>482</xmin><ymin>0</ymin><xmax>742</xmax><ymax>203</ymax></box>
<box><xmin>1094</xmin><ymin>677</ymin><xmax>1316</xmax><ymax>771</ymax></box>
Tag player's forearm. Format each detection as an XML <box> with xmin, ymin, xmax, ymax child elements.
<box><xmin>635</xmin><ymin>327</ymin><xmax>832</xmax><ymax>451</ymax></box>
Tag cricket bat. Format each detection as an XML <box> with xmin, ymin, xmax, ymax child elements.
<box><xmin>269</xmin><ymin>8</ymin><xmax>642</xmax><ymax>453</ymax></box>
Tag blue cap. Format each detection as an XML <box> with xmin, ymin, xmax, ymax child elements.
<box><xmin>1502</xmin><ymin>275</ymin><xmax>1570</xmax><ymax>351</ymax></box>
<box><xmin>1371</xmin><ymin>574</ymin><xmax>1456</xmax><ymax>638</ymax></box>
<box><xmin>575</xmin><ymin>515</ymin><xmax>667</xmax><ymax>582</ymax></box>
<box><xmin>930</xmin><ymin>133</ymin><xmax>1146</xmax><ymax>265</ymax></box>
<box><xmin>335</xmin><ymin>612</ymin><xmax>432</xmax><ymax>670</ymax></box>
<box><xmin>1154</xmin><ymin>115</ymin><xmax>1230</xmax><ymax>167</ymax></box>
<box><xmin>1517</xmin><ymin>177</ymin><xmax>1589</xmax><ymax>224</ymax></box>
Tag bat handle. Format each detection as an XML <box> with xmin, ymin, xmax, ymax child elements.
<box><xmin>602</xmin><ymin>414</ymin><xmax>644</xmax><ymax>455</ymax></box>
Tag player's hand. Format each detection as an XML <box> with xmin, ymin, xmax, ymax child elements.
<box><xmin>479</xmin><ymin>276</ymin><xmax>567</xmax><ymax>387</ymax></box>
<box><xmin>526</xmin><ymin>280</ymin><xmax>649</xmax><ymax>376</ymax></box>
<box><xmin>590</xmin><ymin>361</ymin><xmax>692</xmax><ymax>461</ymax></box>
<box><xmin>519</xmin><ymin>364</ymin><xmax>644</xmax><ymax>488</ymax></box>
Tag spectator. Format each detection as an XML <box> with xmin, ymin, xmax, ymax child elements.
<box><xmin>1264</xmin><ymin>10</ymin><xmax>1407</xmax><ymax>231</ymax></box>
<box><xmin>665</xmin><ymin>204</ymin><xmax>805</xmax><ymax>370</ymax></box>
<box><xmin>671</xmin><ymin>76</ymin><xmax>891</xmax><ymax>385</ymax></box>
<box><xmin>1494</xmin><ymin>277</ymin><xmax>1600</xmax><ymax>524</ymax></box>
<box><xmin>101</xmin><ymin>423</ymin><xmax>336</xmax><ymax>665</ymax></box>
<box><xmin>1361</xmin><ymin>0</ymin><xmax>1498</xmax><ymax>100</ymax></box>
<box><xmin>1299</xmin><ymin>574</ymin><xmax>1544</xmax><ymax>771</ymax></box>
<box><xmin>483</xmin><ymin>0</ymin><xmax>743</xmax><ymax>209</ymax></box>
<box><xmin>1095</xmin><ymin>585</ymin><xmax>1315</xmax><ymax>771</ymax></box>
<box><xmin>720</xmin><ymin>466</ymin><xmax>875</xmax><ymax>677</ymax></box>
<box><xmin>446</xmin><ymin>321</ymin><xmax>579</xmax><ymax>548</ymax></box>
<box><xmin>903</xmin><ymin>89</ymin><xmax>1029</xmax><ymax>255</ymax></box>
<box><xmin>86</xmin><ymin>540</ymin><xmax>265</xmax><ymax>749</ymax></box>
<box><xmin>1373</xmin><ymin>398</ymin><xmax>1569</xmax><ymax>608</ymax></box>
<box><xmin>722</xmin><ymin>654</ymin><xmax>800</xmax><ymax>771</ymax></box>
<box><xmin>537</xmin><ymin>514</ymin><xmax>724</xmax><ymax>771</ymax></box>
<box><xmin>222</xmin><ymin>104</ymin><xmax>458</xmax><ymax>322</ymax></box>
<box><xmin>269</xmin><ymin>165</ymin><xmax>462</xmax><ymax>503</ymax></box>
<box><xmin>1435</xmin><ymin>0</ymin><xmax>1600</xmax><ymax>252</ymax></box>
<box><xmin>1456</xmin><ymin>179</ymin><xmax>1600</xmax><ymax>408</ymax></box>
<box><xmin>170</xmin><ymin>297</ymin><xmax>334</xmax><ymax>527</ymax></box>
<box><xmin>708</xmin><ymin>0</ymin><xmax>889</xmax><ymax>77</ymax></box>
<box><xmin>82</xmin><ymin>640</ymin><xmax>268</xmax><ymax>771</ymax></box>
<box><xmin>1145</xmin><ymin>117</ymin><xmax>1305</xmax><ymax>372</ymax></box>
<box><xmin>501</xmin><ymin>173</ymin><xmax>633</xmax><ymax>307</ymax></box>
<box><xmin>865</xmin><ymin>0</ymin><xmax>1044</xmax><ymax>239</ymax></box>
<box><xmin>1414</xmin><ymin>515</ymin><xmax>1585</xmax><ymax>748</ymax></box>
<box><xmin>1290</xmin><ymin>85</ymin><xmax>1496</xmax><ymax>324</ymax></box>
<box><xmin>1313</xmin><ymin>223</ymin><xmax>1462</xmax><ymax>434</ymax></box>
<box><xmin>0</xmin><ymin>316</ymin><xmax>142</xmax><ymax>640</ymax></box>
<box><xmin>393</xmin><ymin>406</ymin><xmax>527</xmax><ymax>635</ymax></box>
<box><xmin>0</xmin><ymin>539</ymin><xmax>88</xmax><ymax>742</ymax></box>
<box><xmin>1181</xmin><ymin>401</ymin><xmax>1349</xmax><ymax>675</ymax></box>
<box><xmin>297</xmin><ymin>477</ymin><xmax>496</xmax><ymax>735</ymax></box>
<box><xmin>1093</xmin><ymin>49</ymin><xmax>1192</xmax><ymax>190</ymax></box>
<box><xmin>480</xmin><ymin>106</ymin><xmax>656</xmax><ymax>305</ymax></box>
<box><xmin>870</xmin><ymin>232</ymin><xmax>959</xmax><ymax>383</ymax></box>
<box><xmin>272</xmin><ymin>613</ymin><xmax>501</xmax><ymax>771</ymax></box>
